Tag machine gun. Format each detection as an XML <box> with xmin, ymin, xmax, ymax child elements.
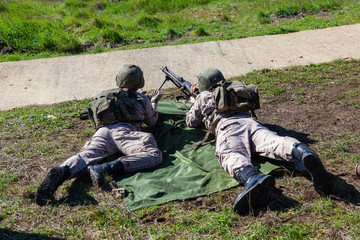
<box><xmin>159</xmin><ymin>66</ymin><xmax>199</xmax><ymax>98</ymax></box>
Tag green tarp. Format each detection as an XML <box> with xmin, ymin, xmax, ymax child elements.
<box><xmin>115</xmin><ymin>100</ymin><xmax>282</xmax><ymax>211</ymax></box>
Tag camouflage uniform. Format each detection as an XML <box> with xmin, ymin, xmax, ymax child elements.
<box><xmin>61</xmin><ymin>91</ymin><xmax>162</xmax><ymax>178</ymax></box>
<box><xmin>186</xmin><ymin>90</ymin><xmax>299</xmax><ymax>182</ymax></box>
<box><xmin>186</xmin><ymin>68</ymin><xmax>333</xmax><ymax>214</ymax></box>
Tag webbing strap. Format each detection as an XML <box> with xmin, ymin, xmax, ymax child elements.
<box><xmin>181</xmin><ymin>111</ymin><xmax>218</xmax><ymax>153</ymax></box>
<box><xmin>181</xmin><ymin>130</ymin><xmax>212</xmax><ymax>153</ymax></box>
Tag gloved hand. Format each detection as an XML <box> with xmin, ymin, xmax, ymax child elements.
<box><xmin>190</xmin><ymin>84</ymin><xmax>199</xmax><ymax>94</ymax></box>
<box><xmin>151</xmin><ymin>90</ymin><xmax>163</xmax><ymax>104</ymax></box>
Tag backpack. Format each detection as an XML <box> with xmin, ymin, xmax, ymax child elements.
<box><xmin>212</xmin><ymin>81</ymin><xmax>260</xmax><ymax>115</ymax></box>
<box><xmin>87</xmin><ymin>88</ymin><xmax>141</xmax><ymax>129</ymax></box>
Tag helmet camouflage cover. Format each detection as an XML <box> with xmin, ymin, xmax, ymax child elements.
<box><xmin>197</xmin><ymin>67</ymin><xmax>225</xmax><ymax>92</ymax></box>
<box><xmin>116</xmin><ymin>64</ymin><xmax>145</xmax><ymax>90</ymax></box>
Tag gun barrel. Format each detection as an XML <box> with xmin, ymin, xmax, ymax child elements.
<box><xmin>160</xmin><ymin>66</ymin><xmax>180</xmax><ymax>81</ymax></box>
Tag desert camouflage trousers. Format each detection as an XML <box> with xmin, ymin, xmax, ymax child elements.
<box><xmin>61</xmin><ymin>123</ymin><xmax>162</xmax><ymax>178</ymax></box>
<box><xmin>215</xmin><ymin>115</ymin><xmax>300</xmax><ymax>182</ymax></box>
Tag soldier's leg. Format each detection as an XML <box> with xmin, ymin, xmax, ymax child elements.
<box><xmin>36</xmin><ymin>127</ymin><xmax>118</xmax><ymax>205</ymax></box>
<box><xmin>114</xmin><ymin>130</ymin><xmax>162</xmax><ymax>172</ymax></box>
<box><xmin>249</xmin><ymin>119</ymin><xmax>333</xmax><ymax>195</ymax></box>
<box><xmin>248</xmin><ymin>119</ymin><xmax>299</xmax><ymax>162</ymax></box>
<box><xmin>88</xmin><ymin>128</ymin><xmax>162</xmax><ymax>187</ymax></box>
<box><xmin>215</xmin><ymin>121</ymin><xmax>252</xmax><ymax>179</ymax></box>
<box><xmin>216</xmin><ymin>121</ymin><xmax>275</xmax><ymax>214</ymax></box>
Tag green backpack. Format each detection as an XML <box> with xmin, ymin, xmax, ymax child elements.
<box><xmin>88</xmin><ymin>88</ymin><xmax>141</xmax><ymax>129</ymax></box>
<box><xmin>212</xmin><ymin>81</ymin><xmax>260</xmax><ymax>116</ymax></box>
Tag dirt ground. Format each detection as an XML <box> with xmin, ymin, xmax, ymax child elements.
<box><xmin>136</xmin><ymin>76</ymin><xmax>360</xmax><ymax>226</ymax></box>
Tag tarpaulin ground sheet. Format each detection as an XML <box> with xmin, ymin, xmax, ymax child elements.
<box><xmin>115</xmin><ymin>100</ymin><xmax>282</xmax><ymax>211</ymax></box>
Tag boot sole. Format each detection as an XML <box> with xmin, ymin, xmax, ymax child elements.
<box><xmin>36</xmin><ymin>182</ymin><xmax>54</xmax><ymax>206</ymax></box>
<box><xmin>233</xmin><ymin>175</ymin><xmax>275</xmax><ymax>215</ymax></box>
<box><xmin>88</xmin><ymin>166</ymin><xmax>103</xmax><ymax>187</ymax></box>
<box><xmin>35</xmin><ymin>166</ymin><xmax>69</xmax><ymax>206</ymax></box>
<box><xmin>303</xmin><ymin>154</ymin><xmax>333</xmax><ymax>195</ymax></box>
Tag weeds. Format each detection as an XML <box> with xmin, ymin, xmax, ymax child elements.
<box><xmin>257</xmin><ymin>10</ymin><xmax>272</xmax><ymax>24</ymax></box>
<box><xmin>1</xmin><ymin>0</ymin><xmax>360</xmax><ymax>62</ymax></box>
<box><xmin>194</xmin><ymin>26</ymin><xmax>209</xmax><ymax>36</ymax></box>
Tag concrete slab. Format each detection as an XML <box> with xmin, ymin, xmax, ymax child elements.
<box><xmin>1</xmin><ymin>23</ymin><xmax>359</xmax><ymax>110</ymax></box>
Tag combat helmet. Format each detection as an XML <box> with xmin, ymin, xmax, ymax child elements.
<box><xmin>116</xmin><ymin>64</ymin><xmax>144</xmax><ymax>90</ymax></box>
<box><xmin>197</xmin><ymin>68</ymin><xmax>225</xmax><ymax>92</ymax></box>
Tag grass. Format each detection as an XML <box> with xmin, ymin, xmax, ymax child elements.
<box><xmin>1</xmin><ymin>59</ymin><xmax>360</xmax><ymax>239</ymax></box>
<box><xmin>1</xmin><ymin>0</ymin><xmax>360</xmax><ymax>62</ymax></box>
<box><xmin>1</xmin><ymin>0</ymin><xmax>360</xmax><ymax>239</ymax></box>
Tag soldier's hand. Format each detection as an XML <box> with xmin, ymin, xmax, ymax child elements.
<box><xmin>190</xmin><ymin>84</ymin><xmax>199</xmax><ymax>94</ymax></box>
<box><xmin>151</xmin><ymin>90</ymin><xmax>163</xmax><ymax>103</ymax></box>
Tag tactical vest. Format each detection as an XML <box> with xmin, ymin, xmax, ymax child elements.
<box><xmin>212</xmin><ymin>81</ymin><xmax>260</xmax><ymax>115</ymax></box>
<box><xmin>88</xmin><ymin>88</ymin><xmax>141</xmax><ymax>129</ymax></box>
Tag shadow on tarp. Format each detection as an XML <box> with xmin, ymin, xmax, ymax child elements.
<box><xmin>0</xmin><ymin>228</ymin><xmax>66</xmax><ymax>240</ymax></box>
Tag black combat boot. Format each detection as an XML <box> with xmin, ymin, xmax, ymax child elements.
<box><xmin>88</xmin><ymin>159</ymin><xmax>124</xmax><ymax>187</ymax></box>
<box><xmin>233</xmin><ymin>165</ymin><xmax>275</xmax><ymax>215</ymax></box>
<box><xmin>36</xmin><ymin>166</ymin><xmax>71</xmax><ymax>206</ymax></box>
<box><xmin>292</xmin><ymin>143</ymin><xmax>333</xmax><ymax>195</ymax></box>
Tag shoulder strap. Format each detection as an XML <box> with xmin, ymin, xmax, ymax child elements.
<box><xmin>181</xmin><ymin>130</ymin><xmax>213</xmax><ymax>153</ymax></box>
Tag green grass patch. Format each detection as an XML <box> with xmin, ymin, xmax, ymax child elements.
<box><xmin>1</xmin><ymin>0</ymin><xmax>360</xmax><ymax>62</ymax></box>
<box><xmin>0</xmin><ymin>171</ymin><xmax>20</xmax><ymax>192</ymax></box>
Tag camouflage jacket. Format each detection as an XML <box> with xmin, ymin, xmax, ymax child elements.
<box><xmin>185</xmin><ymin>91</ymin><xmax>251</xmax><ymax>133</ymax></box>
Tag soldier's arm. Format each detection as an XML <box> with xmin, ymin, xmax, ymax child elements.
<box><xmin>185</xmin><ymin>93</ymin><xmax>206</xmax><ymax>127</ymax></box>
<box><xmin>186</xmin><ymin>92</ymin><xmax>215</xmax><ymax>128</ymax></box>
<box><xmin>143</xmin><ymin>95</ymin><xmax>159</xmax><ymax>127</ymax></box>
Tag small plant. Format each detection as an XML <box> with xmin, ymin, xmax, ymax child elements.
<box><xmin>295</xmin><ymin>96</ymin><xmax>306</xmax><ymax>103</ymax></box>
<box><xmin>275</xmin><ymin>5</ymin><xmax>301</xmax><ymax>17</ymax></box>
<box><xmin>194</xmin><ymin>26</ymin><xmax>209</xmax><ymax>36</ymax></box>
<box><xmin>60</xmin><ymin>36</ymin><xmax>82</xmax><ymax>53</ymax></box>
<box><xmin>334</xmin><ymin>141</ymin><xmax>350</xmax><ymax>152</ymax></box>
<box><xmin>64</xmin><ymin>0</ymin><xmax>88</xmax><ymax>8</ymax></box>
<box><xmin>320</xmin><ymin>0</ymin><xmax>342</xmax><ymax>10</ymax></box>
<box><xmin>93</xmin><ymin>17</ymin><xmax>107</xmax><ymax>29</ymax></box>
<box><xmin>166</xmin><ymin>27</ymin><xmax>182</xmax><ymax>39</ymax></box>
<box><xmin>101</xmin><ymin>28</ymin><xmax>125</xmax><ymax>44</ymax></box>
<box><xmin>257</xmin><ymin>10</ymin><xmax>272</xmax><ymax>24</ymax></box>
<box><xmin>92</xmin><ymin>1</ymin><xmax>107</xmax><ymax>11</ymax></box>
<box><xmin>0</xmin><ymin>2</ymin><xmax>8</xmax><ymax>12</ymax></box>
<box><xmin>220</xmin><ymin>14</ymin><xmax>230</xmax><ymax>22</ymax></box>
<box><xmin>136</xmin><ymin>14</ymin><xmax>160</xmax><ymax>28</ymax></box>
